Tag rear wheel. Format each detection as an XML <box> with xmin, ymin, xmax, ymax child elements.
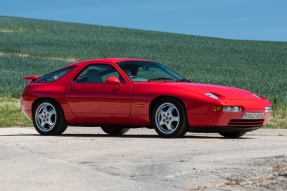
<box><xmin>152</xmin><ymin>98</ymin><xmax>188</xmax><ymax>138</ymax></box>
<box><xmin>33</xmin><ymin>99</ymin><xmax>67</xmax><ymax>135</ymax></box>
<box><xmin>101</xmin><ymin>126</ymin><xmax>130</xmax><ymax>135</ymax></box>
<box><xmin>219</xmin><ymin>131</ymin><xmax>246</xmax><ymax>138</ymax></box>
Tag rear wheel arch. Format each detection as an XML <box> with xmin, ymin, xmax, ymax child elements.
<box><xmin>32</xmin><ymin>97</ymin><xmax>72</xmax><ymax>123</ymax></box>
<box><xmin>32</xmin><ymin>98</ymin><xmax>62</xmax><ymax>115</ymax></box>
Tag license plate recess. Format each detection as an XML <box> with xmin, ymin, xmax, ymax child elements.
<box><xmin>242</xmin><ymin>112</ymin><xmax>264</xmax><ymax>119</ymax></box>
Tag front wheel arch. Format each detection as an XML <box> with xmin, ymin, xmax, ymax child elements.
<box><xmin>149</xmin><ymin>96</ymin><xmax>188</xmax><ymax>125</ymax></box>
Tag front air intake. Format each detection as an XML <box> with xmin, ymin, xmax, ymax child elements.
<box><xmin>228</xmin><ymin>119</ymin><xmax>264</xmax><ymax>127</ymax></box>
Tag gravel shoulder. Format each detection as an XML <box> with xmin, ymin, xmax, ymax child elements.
<box><xmin>0</xmin><ymin>127</ymin><xmax>286</xmax><ymax>191</ymax></box>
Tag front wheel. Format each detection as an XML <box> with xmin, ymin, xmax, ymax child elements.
<box><xmin>219</xmin><ymin>131</ymin><xmax>246</xmax><ymax>138</ymax></box>
<box><xmin>101</xmin><ymin>126</ymin><xmax>130</xmax><ymax>135</ymax></box>
<box><xmin>33</xmin><ymin>99</ymin><xmax>67</xmax><ymax>135</ymax></box>
<box><xmin>152</xmin><ymin>98</ymin><xmax>188</xmax><ymax>138</ymax></box>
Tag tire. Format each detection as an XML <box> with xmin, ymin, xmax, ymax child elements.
<box><xmin>152</xmin><ymin>98</ymin><xmax>188</xmax><ymax>138</ymax></box>
<box><xmin>219</xmin><ymin>131</ymin><xmax>246</xmax><ymax>138</ymax></box>
<box><xmin>33</xmin><ymin>99</ymin><xmax>68</xmax><ymax>135</ymax></box>
<box><xmin>101</xmin><ymin>126</ymin><xmax>130</xmax><ymax>135</ymax></box>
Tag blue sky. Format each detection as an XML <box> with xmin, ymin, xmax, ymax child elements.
<box><xmin>1</xmin><ymin>0</ymin><xmax>287</xmax><ymax>42</ymax></box>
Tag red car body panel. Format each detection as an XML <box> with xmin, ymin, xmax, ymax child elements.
<box><xmin>20</xmin><ymin>58</ymin><xmax>272</xmax><ymax>132</ymax></box>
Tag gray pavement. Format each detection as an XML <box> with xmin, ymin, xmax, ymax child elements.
<box><xmin>0</xmin><ymin>127</ymin><xmax>286</xmax><ymax>191</ymax></box>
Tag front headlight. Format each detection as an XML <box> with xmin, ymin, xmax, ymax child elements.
<box><xmin>223</xmin><ymin>106</ymin><xmax>242</xmax><ymax>112</ymax></box>
<box><xmin>205</xmin><ymin>93</ymin><xmax>218</xmax><ymax>100</ymax></box>
<box><xmin>213</xmin><ymin>106</ymin><xmax>242</xmax><ymax>112</ymax></box>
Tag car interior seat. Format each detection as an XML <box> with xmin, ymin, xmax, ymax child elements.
<box><xmin>88</xmin><ymin>69</ymin><xmax>103</xmax><ymax>83</ymax></box>
<box><xmin>123</xmin><ymin>69</ymin><xmax>132</xmax><ymax>77</ymax></box>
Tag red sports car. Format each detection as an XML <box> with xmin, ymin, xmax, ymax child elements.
<box><xmin>20</xmin><ymin>58</ymin><xmax>272</xmax><ymax>138</ymax></box>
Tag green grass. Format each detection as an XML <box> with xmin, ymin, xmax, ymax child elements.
<box><xmin>0</xmin><ymin>97</ymin><xmax>31</xmax><ymax>127</ymax></box>
<box><xmin>267</xmin><ymin>110</ymin><xmax>287</xmax><ymax>129</ymax></box>
<box><xmin>1</xmin><ymin>16</ymin><xmax>287</xmax><ymax>128</ymax></box>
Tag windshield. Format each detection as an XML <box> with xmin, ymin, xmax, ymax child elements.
<box><xmin>117</xmin><ymin>61</ymin><xmax>187</xmax><ymax>82</ymax></box>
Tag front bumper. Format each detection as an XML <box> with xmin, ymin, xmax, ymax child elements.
<box><xmin>187</xmin><ymin>111</ymin><xmax>271</xmax><ymax>127</ymax></box>
<box><xmin>187</xmin><ymin>99</ymin><xmax>272</xmax><ymax>131</ymax></box>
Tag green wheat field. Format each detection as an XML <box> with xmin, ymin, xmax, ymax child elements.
<box><xmin>0</xmin><ymin>16</ymin><xmax>287</xmax><ymax>128</ymax></box>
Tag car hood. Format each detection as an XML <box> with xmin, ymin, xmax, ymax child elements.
<box><xmin>175</xmin><ymin>83</ymin><xmax>261</xmax><ymax>100</ymax></box>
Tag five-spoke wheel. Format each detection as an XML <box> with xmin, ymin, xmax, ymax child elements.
<box><xmin>33</xmin><ymin>99</ymin><xmax>67</xmax><ymax>135</ymax></box>
<box><xmin>152</xmin><ymin>98</ymin><xmax>188</xmax><ymax>138</ymax></box>
<box><xmin>35</xmin><ymin>102</ymin><xmax>57</xmax><ymax>132</ymax></box>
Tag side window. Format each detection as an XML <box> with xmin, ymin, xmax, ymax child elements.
<box><xmin>35</xmin><ymin>67</ymin><xmax>75</xmax><ymax>82</ymax></box>
<box><xmin>73</xmin><ymin>64</ymin><xmax>123</xmax><ymax>83</ymax></box>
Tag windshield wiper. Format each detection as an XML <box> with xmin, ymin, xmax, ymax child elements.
<box><xmin>148</xmin><ymin>77</ymin><xmax>174</xmax><ymax>82</ymax></box>
<box><xmin>176</xmin><ymin>79</ymin><xmax>190</xmax><ymax>82</ymax></box>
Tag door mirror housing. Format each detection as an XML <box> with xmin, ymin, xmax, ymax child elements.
<box><xmin>106</xmin><ymin>76</ymin><xmax>121</xmax><ymax>89</ymax></box>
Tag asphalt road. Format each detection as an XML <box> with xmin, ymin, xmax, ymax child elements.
<box><xmin>0</xmin><ymin>127</ymin><xmax>286</xmax><ymax>191</ymax></box>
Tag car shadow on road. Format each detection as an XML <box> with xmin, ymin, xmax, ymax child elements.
<box><xmin>1</xmin><ymin>133</ymin><xmax>254</xmax><ymax>139</ymax></box>
<box><xmin>61</xmin><ymin>134</ymin><xmax>254</xmax><ymax>139</ymax></box>
<box><xmin>279</xmin><ymin>173</ymin><xmax>287</xmax><ymax>177</ymax></box>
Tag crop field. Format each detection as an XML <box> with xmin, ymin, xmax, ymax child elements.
<box><xmin>0</xmin><ymin>16</ymin><xmax>287</xmax><ymax>127</ymax></box>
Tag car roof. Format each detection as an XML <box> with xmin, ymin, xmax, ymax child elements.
<box><xmin>64</xmin><ymin>58</ymin><xmax>153</xmax><ymax>68</ymax></box>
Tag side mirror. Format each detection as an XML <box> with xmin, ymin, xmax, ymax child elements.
<box><xmin>106</xmin><ymin>76</ymin><xmax>121</xmax><ymax>89</ymax></box>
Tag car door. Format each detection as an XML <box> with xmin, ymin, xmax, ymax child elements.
<box><xmin>64</xmin><ymin>64</ymin><xmax>132</xmax><ymax>120</ymax></box>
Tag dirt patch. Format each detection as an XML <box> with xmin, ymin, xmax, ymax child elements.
<box><xmin>0</xmin><ymin>28</ymin><xmax>13</xmax><ymax>33</ymax></box>
<box><xmin>0</xmin><ymin>51</ymin><xmax>76</xmax><ymax>62</ymax></box>
<box><xmin>0</xmin><ymin>28</ymin><xmax>25</xmax><ymax>33</ymax></box>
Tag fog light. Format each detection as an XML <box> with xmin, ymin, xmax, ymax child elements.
<box><xmin>223</xmin><ymin>106</ymin><xmax>242</xmax><ymax>112</ymax></box>
<box><xmin>265</xmin><ymin>106</ymin><xmax>272</xmax><ymax>113</ymax></box>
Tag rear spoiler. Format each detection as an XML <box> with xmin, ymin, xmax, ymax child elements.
<box><xmin>23</xmin><ymin>76</ymin><xmax>41</xmax><ymax>82</ymax></box>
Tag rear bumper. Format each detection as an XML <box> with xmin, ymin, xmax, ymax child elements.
<box><xmin>22</xmin><ymin>110</ymin><xmax>33</xmax><ymax>120</ymax></box>
<box><xmin>20</xmin><ymin>96</ymin><xmax>33</xmax><ymax>120</ymax></box>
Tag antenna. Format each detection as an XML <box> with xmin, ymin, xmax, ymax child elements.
<box><xmin>101</xmin><ymin>51</ymin><xmax>107</xmax><ymax>59</ymax></box>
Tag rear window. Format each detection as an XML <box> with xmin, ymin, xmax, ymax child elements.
<box><xmin>35</xmin><ymin>67</ymin><xmax>75</xmax><ymax>82</ymax></box>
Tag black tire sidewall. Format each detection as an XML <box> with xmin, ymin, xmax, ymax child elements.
<box><xmin>219</xmin><ymin>131</ymin><xmax>246</xmax><ymax>138</ymax></box>
<box><xmin>101</xmin><ymin>126</ymin><xmax>130</xmax><ymax>135</ymax></box>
